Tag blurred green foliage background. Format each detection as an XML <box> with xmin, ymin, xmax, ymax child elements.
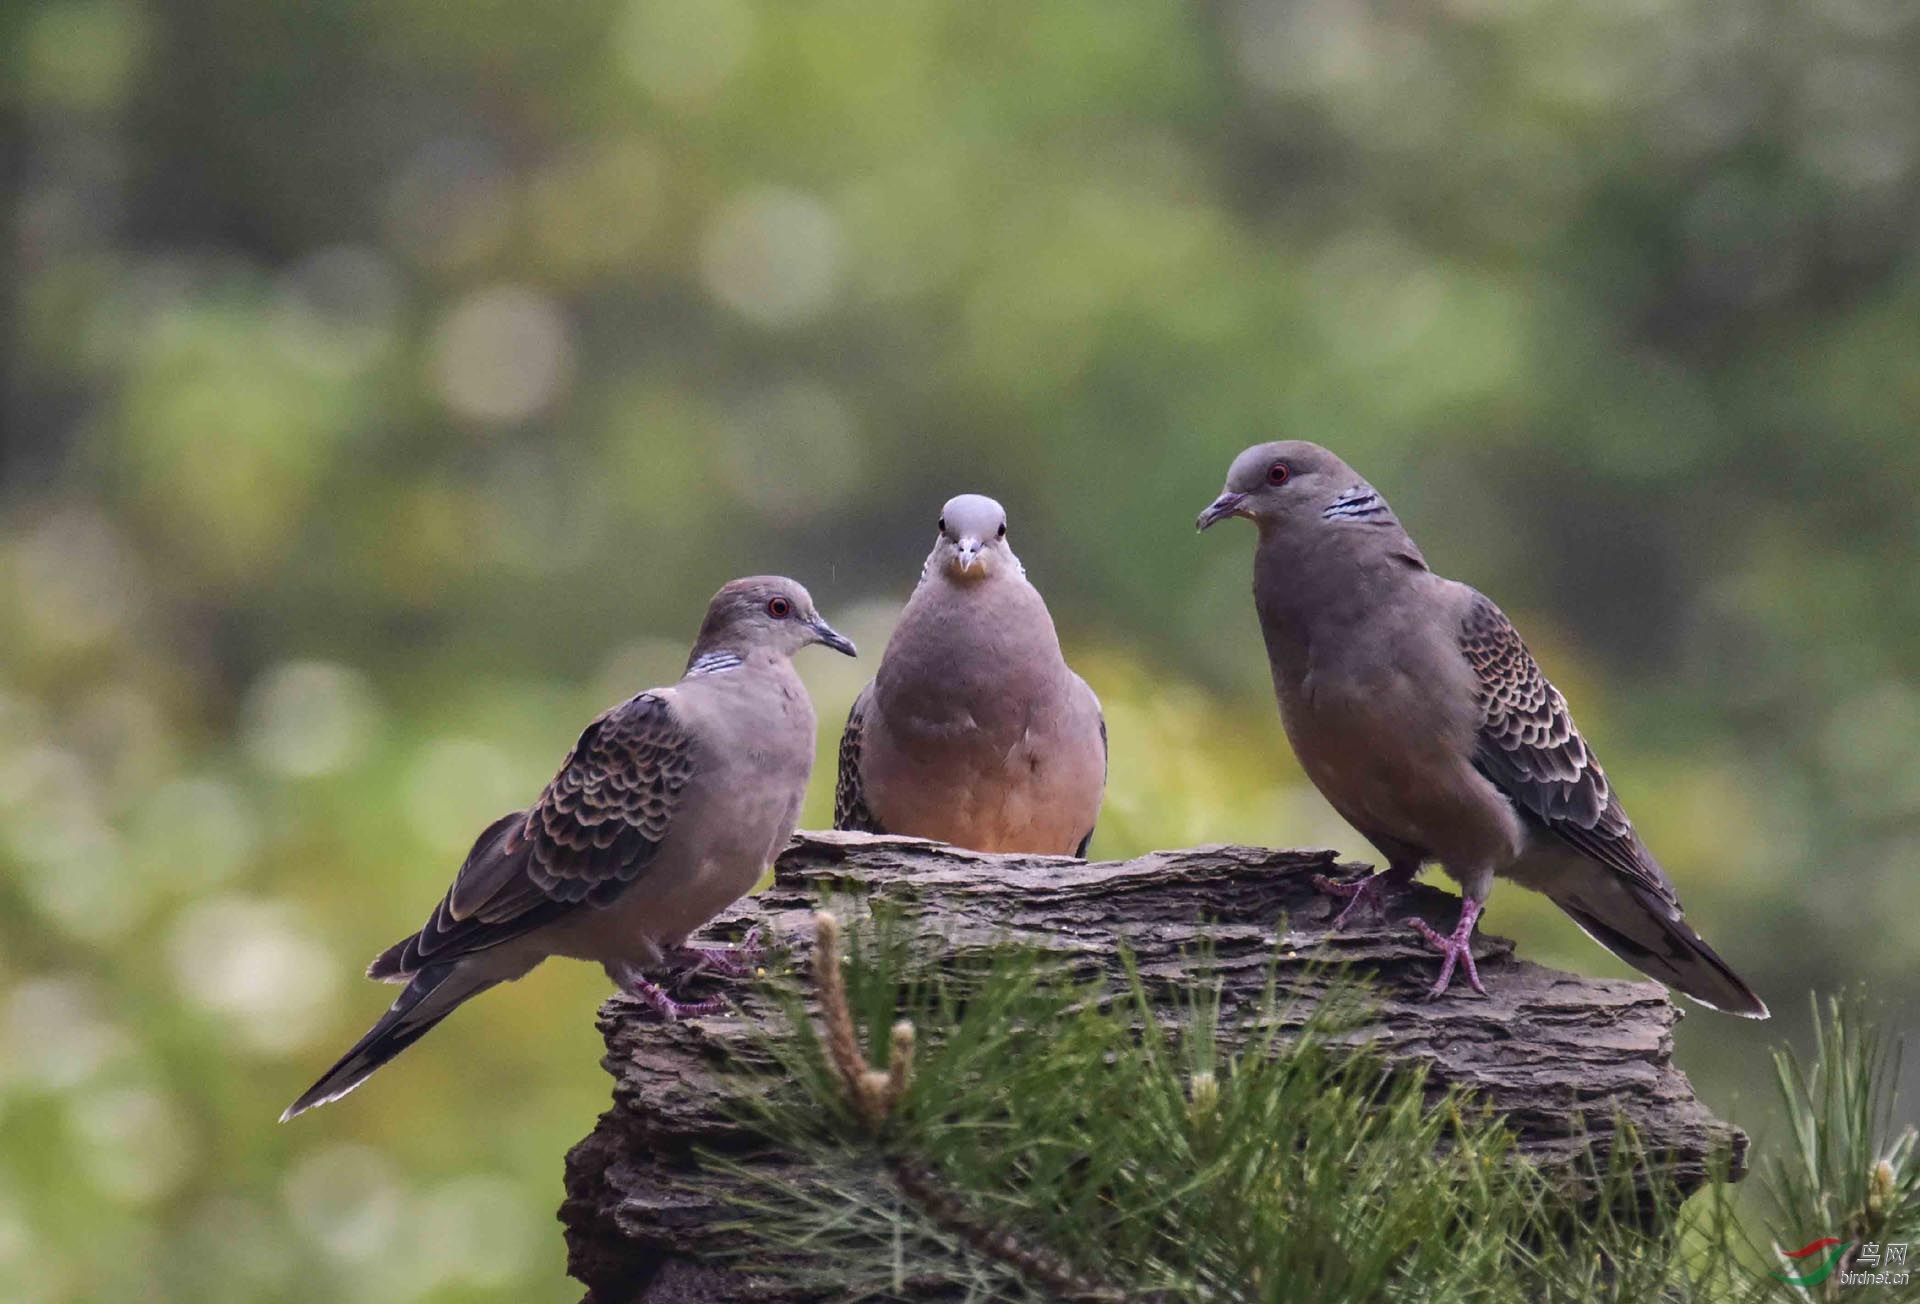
<box><xmin>2</xmin><ymin>0</ymin><xmax>1917</xmax><ymax>1298</ymax></box>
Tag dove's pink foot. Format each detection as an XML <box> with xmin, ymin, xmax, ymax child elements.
<box><xmin>1312</xmin><ymin>862</ymin><xmax>1417</xmax><ymax>930</ymax></box>
<box><xmin>609</xmin><ymin>961</ymin><xmax>732</xmax><ymax>1019</ymax></box>
<box><xmin>623</xmin><ymin>973</ymin><xmax>730</xmax><ymax>1019</ymax></box>
<box><xmin>668</xmin><ymin>925</ymin><xmax>765</xmax><ymax>978</ymax></box>
<box><xmin>1406</xmin><ymin>897</ymin><xmax>1487</xmax><ymax>999</ymax></box>
<box><xmin>1312</xmin><ymin>873</ymin><xmax>1401</xmax><ymax>929</ymax></box>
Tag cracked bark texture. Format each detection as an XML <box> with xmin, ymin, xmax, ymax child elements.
<box><xmin>562</xmin><ymin>832</ymin><xmax>1747</xmax><ymax>1303</ymax></box>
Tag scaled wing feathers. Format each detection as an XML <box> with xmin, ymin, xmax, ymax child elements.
<box><xmin>1462</xmin><ymin>594</ymin><xmax>1676</xmax><ymax>906</ymax></box>
<box><xmin>377</xmin><ymin>693</ymin><xmax>696</xmax><ymax>977</ymax></box>
<box><xmin>833</xmin><ymin>684</ymin><xmax>885</xmax><ymax>833</ymax></box>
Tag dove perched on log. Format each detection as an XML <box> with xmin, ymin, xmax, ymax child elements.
<box><xmin>835</xmin><ymin>494</ymin><xmax>1106</xmax><ymax>857</ymax></box>
<box><xmin>282</xmin><ymin>577</ymin><xmax>857</xmax><ymax>1119</ymax></box>
<box><xmin>1197</xmin><ymin>442</ymin><xmax>1766</xmax><ymax>1016</ymax></box>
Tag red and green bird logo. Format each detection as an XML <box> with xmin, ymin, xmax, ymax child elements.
<box><xmin>1773</xmin><ymin>1237</ymin><xmax>1851</xmax><ymax>1286</ymax></box>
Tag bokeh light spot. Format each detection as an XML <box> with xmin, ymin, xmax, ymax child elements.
<box><xmin>9</xmin><ymin>508</ymin><xmax>141</xmax><ymax>653</ymax></box>
<box><xmin>242</xmin><ymin>661</ymin><xmax>380</xmax><ymax>780</ymax></box>
<box><xmin>403</xmin><ymin>737</ymin><xmax>522</xmax><ymax>853</ymax></box>
<box><xmin>168</xmin><ymin>897</ymin><xmax>342</xmax><ymax>1056</ymax></box>
<box><xmin>70</xmin><ymin>1086</ymin><xmax>196</xmax><ymax>1204</ymax></box>
<box><xmin>429</xmin><ymin>285</ymin><xmax>576</xmax><ymax>424</ymax></box>
<box><xmin>283</xmin><ymin>1144</ymin><xmax>404</xmax><ymax>1264</ymax></box>
<box><xmin>415</xmin><ymin>1175</ymin><xmax>541</xmax><ymax>1287</ymax></box>
<box><xmin>616</xmin><ymin>0</ymin><xmax>757</xmax><ymax>106</ymax></box>
<box><xmin>2</xmin><ymin>977</ymin><xmax>130</xmax><ymax>1092</ymax></box>
<box><xmin>700</xmin><ymin>187</ymin><xmax>844</xmax><ymax>327</ymax></box>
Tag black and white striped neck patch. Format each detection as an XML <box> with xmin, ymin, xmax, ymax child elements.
<box><xmin>1321</xmin><ymin>487</ymin><xmax>1389</xmax><ymax>522</ymax></box>
<box><xmin>686</xmin><ymin>650</ymin><xmax>743</xmax><ymax>677</ymax></box>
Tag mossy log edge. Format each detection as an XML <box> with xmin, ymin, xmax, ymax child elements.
<box><xmin>561</xmin><ymin>832</ymin><xmax>1747</xmax><ymax>1302</ymax></box>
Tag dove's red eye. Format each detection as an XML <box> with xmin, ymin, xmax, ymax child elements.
<box><xmin>1267</xmin><ymin>462</ymin><xmax>1290</xmax><ymax>485</ymax></box>
<box><xmin>767</xmin><ymin>597</ymin><xmax>792</xmax><ymax>618</ymax></box>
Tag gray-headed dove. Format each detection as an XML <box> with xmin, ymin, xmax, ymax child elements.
<box><xmin>283</xmin><ymin>576</ymin><xmax>857</xmax><ymax>1118</ymax></box>
<box><xmin>835</xmin><ymin>494</ymin><xmax>1106</xmax><ymax>857</ymax></box>
<box><xmin>1198</xmin><ymin>442</ymin><xmax>1765</xmax><ymax>1016</ymax></box>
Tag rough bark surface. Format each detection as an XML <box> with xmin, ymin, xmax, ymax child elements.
<box><xmin>562</xmin><ymin>832</ymin><xmax>1747</xmax><ymax>1303</ymax></box>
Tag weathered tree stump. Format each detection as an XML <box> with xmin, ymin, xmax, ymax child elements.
<box><xmin>561</xmin><ymin>833</ymin><xmax>1747</xmax><ymax>1303</ymax></box>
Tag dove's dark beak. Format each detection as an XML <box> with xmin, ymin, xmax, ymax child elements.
<box><xmin>1196</xmin><ymin>491</ymin><xmax>1248</xmax><ymax>532</ymax></box>
<box><xmin>810</xmin><ymin>619</ymin><xmax>857</xmax><ymax>657</ymax></box>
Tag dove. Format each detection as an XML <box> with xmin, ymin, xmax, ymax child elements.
<box><xmin>282</xmin><ymin>576</ymin><xmax>856</xmax><ymax>1119</ymax></box>
<box><xmin>835</xmin><ymin>494</ymin><xmax>1106</xmax><ymax>857</ymax></box>
<box><xmin>1197</xmin><ymin>442</ymin><xmax>1766</xmax><ymax>1015</ymax></box>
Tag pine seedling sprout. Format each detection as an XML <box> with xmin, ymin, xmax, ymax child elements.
<box><xmin>801</xmin><ymin>910</ymin><xmax>1125</xmax><ymax>1302</ymax></box>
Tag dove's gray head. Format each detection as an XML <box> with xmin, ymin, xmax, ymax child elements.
<box><xmin>689</xmin><ymin>576</ymin><xmax>855</xmax><ymax>670</ymax></box>
<box><xmin>1196</xmin><ymin>441</ymin><xmax>1400</xmax><ymax>537</ymax></box>
<box><xmin>928</xmin><ymin>494</ymin><xmax>1017</xmax><ymax>582</ymax></box>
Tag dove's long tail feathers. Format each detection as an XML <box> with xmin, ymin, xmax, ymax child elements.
<box><xmin>366</xmin><ymin>935</ymin><xmax>412</xmax><ymax>982</ymax></box>
<box><xmin>1553</xmin><ymin>882</ymin><xmax>1769</xmax><ymax>1019</ymax></box>
<box><xmin>281</xmin><ymin>962</ymin><xmax>499</xmax><ymax>1120</ymax></box>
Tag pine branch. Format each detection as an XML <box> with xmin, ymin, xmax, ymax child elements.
<box><xmin>1762</xmin><ymin>992</ymin><xmax>1920</xmax><ymax>1301</ymax></box>
<box><xmin>807</xmin><ymin>910</ymin><xmax>1132</xmax><ymax>1303</ymax></box>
